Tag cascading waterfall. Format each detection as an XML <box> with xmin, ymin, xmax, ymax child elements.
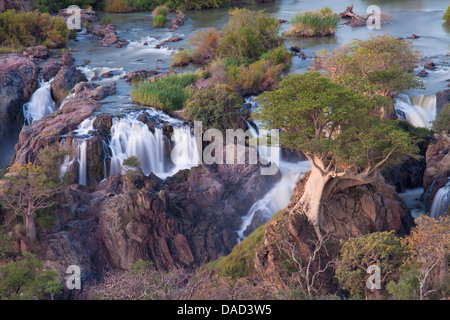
<box><xmin>74</xmin><ymin>117</ymin><xmax>95</xmax><ymax>186</ymax></box>
<box><xmin>23</xmin><ymin>79</ymin><xmax>55</xmax><ymax>125</ymax></box>
<box><xmin>237</xmin><ymin>98</ymin><xmax>311</xmax><ymax>240</ymax></box>
<box><xmin>429</xmin><ymin>181</ymin><xmax>450</xmax><ymax>219</ymax></box>
<box><xmin>394</xmin><ymin>94</ymin><xmax>437</xmax><ymax>128</ymax></box>
<box><xmin>109</xmin><ymin>112</ymin><xmax>199</xmax><ymax>179</ymax></box>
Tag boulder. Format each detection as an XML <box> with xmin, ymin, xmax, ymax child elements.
<box><xmin>424</xmin><ymin>61</ymin><xmax>436</xmax><ymax>70</ymax></box>
<box><xmin>42</xmin><ymin>61</ymin><xmax>63</xmax><ymax>82</ymax></box>
<box><xmin>436</xmin><ymin>89</ymin><xmax>450</xmax><ymax>115</ymax></box>
<box><xmin>50</xmin><ymin>66</ymin><xmax>88</xmax><ymax>104</ymax></box>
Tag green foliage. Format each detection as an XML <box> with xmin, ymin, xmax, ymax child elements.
<box><xmin>153</xmin><ymin>14</ymin><xmax>168</xmax><ymax>28</ymax></box>
<box><xmin>432</xmin><ymin>104</ymin><xmax>450</xmax><ymax>134</ymax></box>
<box><xmin>0</xmin><ymin>10</ymin><xmax>68</xmax><ymax>49</ymax></box>
<box><xmin>101</xmin><ymin>14</ymin><xmax>113</xmax><ymax>26</ymax></box>
<box><xmin>0</xmin><ymin>253</ymin><xmax>63</xmax><ymax>300</ymax></box>
<box><xmin>443</xmin><ymin>5</ymin><xmax>450</xmax><ymax>24</ymax></box>
<box><xmin>36</xmin><ymin>146</ymin><xmax>71</xmax><ymax>184</ymax></box>
<box><xmin>313</xmin><ymin>34</ymin><xmax>424</xmax><ymax>99</ymax></box>
<box><xmin>286</xmin><ymin>7</ymin><xmax>341</xmax><ymax>37</ymax></box>
<box><xmin>253</xmin><ymin>72</ymin><xmax>419</xmax><ymax>171</ymax></box>
<box><xmin>396</xmin><ymin>120</ymin><xmax>432</xmax><ymax>138</ymax></box>
<box><xmin>209</xmin><ymin>224</ymin><xmax>266</xmax><ymax>277</ymax></box>
<box><xmin>335</xmin><ymin>231</ymin><xmax>410</xmax><ymax>298</ymax></box>
<box><xmin>217</xmin><ymin>8</ymin><xmax>282</xmax><ymax>63</ymax></box>
<box><xmin>131</xmin><ymin>72</ymin><xmax>198</xmax><ymax>111</ymax></box>
<box><xmin>184</xmin><ymin>84</ymin><xmax>243</xmax><ymax>131</ymax></box>
<box><xmin>0</xmin><ymin>227</ymin><xmax>14</xmax><ymax>260</ymax></box>
<box><xmin>386</xmin><ymin>265</ymin><xmax>420</xmax><ymax>300</ymax></box>
<box><xmin>31</xmin><ymin>0</ymin><xmax>104</xmax><ymax>13</ymax></box>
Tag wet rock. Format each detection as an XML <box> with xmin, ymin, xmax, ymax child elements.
<box><xmin>42</xmin><ymin>61</ymin><xmax>63</xmax><ymax>82</ymax></box>
<box><xmin>408</xmin><ymin>34</ymin><xmax>420</xmax><ymax>39</ymax></box>
<box><xmin>71</xmin><ymin>81</ymin><xmax>116</xmax><ymax>101</ymax></box>
<box><xmin>22</xmin><ymin>46</ymin><xmax>50</xmax><ymax>60</ymax></box>
<box><xmin>424</xmin><ymin>61</ymin><xmax>436</xmax><ymax>70</ymax></box>
<box><xmin>290</xmin><ymin>46</ymin><xmax>307</xmax><ymax>59</ymax></box>
<box><xmin>61</xmin><ymin>52</ymin><xmax>75</xmax><ymax>66</ymax></box>
<box><xmin>160</xmin><ymin>36</ymin><xmax>183</xmax><ymax>46</ymax></box>
<box><xmin>418</xmin><ymin>69</ymin><xmax>428</xmax><ymax>77</ymax></box>
<box><xmin>57</xmin><ymin>8</ymin><xmax>99</xmax><ymax>29</ymax></box>
<box><xmin>123</xmin><ymin>70</ymin><xmax>160</xmax><ymax>82</ymax></box>
<box><xmin>50</xmin><ymin>66</ymin><xmax>88</xmax><ymax>104</ymax></box>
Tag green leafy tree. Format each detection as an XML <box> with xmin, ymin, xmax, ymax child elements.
<box><xmin>254</xmin><ymin>72</ymin><xmax>419</xmax><ymax>237</ymax></box>
<box><xmin>0</xmin><ymin>253</ymin><xmax>63</xmax><ymax>300</ymax></box>
<box><xmin>312</xmin><ymin>34</ymin><xmax>423</xmax><ymax>116</ymax></box>
<box><xmin>0</xmin><ymin>163</ymin><xmax>58</xmax><ymax>242</ymax></box>
<box><xmin>184</xmin><ymin>84</ymin><xmax>243</xmax><ymax>132</ymax></box>
<box><xmin>335</xmin><ymin>231</ymin><xmax>410</xmax><ymax>299</ymax></box>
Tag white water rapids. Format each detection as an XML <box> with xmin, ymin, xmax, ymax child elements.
<box><xmin>23</xmin><ymin>79</ymin><xmax>55</xmax><ymax>125</ymax></box>
<box><xmin>394</xmin><ymin>94</ymin><xmax>437</xmax><ymax>128</ymax></box>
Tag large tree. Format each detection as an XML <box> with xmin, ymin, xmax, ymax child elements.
<box><xmin>0</xmin><ymin>163</ymin><xmax>57</xmax><ymax>242</ymax></box>
<box><xmin>311</xmin><ymin>34</ymin><xmax>423</xmax><ymax>116</ymax></box>
<box><xmin>254</xmin><ymin>72</ymin><xmax>419</xmax><ymax>237</ymax></box>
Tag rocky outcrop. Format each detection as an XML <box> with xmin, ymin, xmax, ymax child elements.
<box><xmin>57</xmin><ymin>8</ymin><xmax>99</xmax><ymax>28</ymax></box>
<box><xmin>88</xmin><ymin>24</ymin><xmax>122</xmax><ymax>47</ymax></box>
<box><xmin>42</xmin><ymin>61</ymin><xmax>63</xmax><ymax>82</ymax></box>
<box><xmin>254</xmin><ymin>173</ymin><xmax>413</xmax><ymax>292</ymax></box>
<box><xmin>50</xmin><ymin>66</ymin><xmax>88</xmax><ymax>105</ymax></box>
<box><xmin>436</xmin><ymin>89</ymin><xmax>450</xmax><ymax>115</ymax></box>
<box><xmin>0</xmin><ymin>54</ymin><xmax>39</xmax><ymax>167</ymax></box>
<box><xmin>12</xmin><ymin>82</ymin><xmax>116</xmax><ymax>166</ymax></box>
<box><xmin>170</xmin><ymin>11</ymin><xmax>188</xmax><ymax>32</ymax></box>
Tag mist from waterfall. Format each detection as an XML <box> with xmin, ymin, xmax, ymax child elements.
<box><xmin>23</xmin><ymin>79</ymin><xmax>55</xmax><ymax>125</ymax></box>
<box><xmin>394</xmin><ymin>94</ymin><xmax>436</xmax><ymax>128</ymax></box>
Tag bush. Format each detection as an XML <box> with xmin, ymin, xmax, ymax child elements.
<box><xmin>443</xmin><ymin>6</ymin><xmax>450</xmax><ymax>24</ymax></box>
<box><xmin>0</xmin><ymin>253</ymin><xmax>63</xmax><ymax>300</ymax></box>
<box><xmin>286</xmin><ymin>7</ymin><xmax>341</xmax><ymax>37</ymax></box>
<box><xmin>432</xmin><ymin>104</ymin><xmax>450</xmax><ymax>134</ymax></box>
<box><xmin>226</xmin><ymin>46</ymin><xmax>291</xmax><ymax>95</ymax></box>
<box><xmin>152</xmin><ymin>5</ymin><xmax>169</xmax><ymax>17</ymax></box>
<box><xmin>0</xmin><ymin>10</ymin><xmax>68</xmax><ymax>49</ymax></box>
<box><xmin>184</xmin><ymin>84</ymin><xmax>243</xmax><ymax>131</ymax></box>
<box><xmin>171</xmin><ymin>49</ymin><xmax>193</xmax><ymax>67</ymax></box>
<box><xmin>105</xmin><ymin>0</ymin><xmax>131</xmax><ymax>13</ymax></box>
<box><xmin>131</xmin><ymin>72</ymin><xmax>198</xmax><ymax>111</ymax></box>
<box><xmin>101</xmin><ymin>14</ymin><xmax>113</xmax><ymax>26</ymax></box>
<box><xmin>152</xmin><ymin>14</ymin><xmax>167</xmax><ymax>28</ymax></box>
<box><xmin>189</xmin><ymin>28</ymin><xmax>221</xmax><ymax>65</ymax></box>
<box><xmin>217</xmin><ymin>8</ymin><xmax>282</xmax><ymax>63</ymax></box>
<box><xmin>31</xmin><ymin>0</ymin><xmax>104</xmax><ymax>13</ymax></box>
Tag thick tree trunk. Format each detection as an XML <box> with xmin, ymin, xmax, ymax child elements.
<box><xmin>26</xmin><ymin>213</ymin><xmax>36</xmax><ymax>242</ymax></box>
<box><xmin>293</xmin><ymin>165</ymin><xmax>374</xmax><ymax>238</ymax></box>
<box><xmin>297</xmin><ymin>168</ymin><xmax>327</xmax><ymax>238</ymax></box>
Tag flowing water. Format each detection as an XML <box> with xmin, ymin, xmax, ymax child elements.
<box><xmin>394</xmin><ymin>94</ymin><xmax>437</xmax><ymax>128</ymax></box>
<box><xmin>23</xmin><ymin>79</ymin><xmax>55</xmax><ymax>125</ymax></box>
<box><xmin>430</xmin><ymin>181</ymin><xmax>450</xmax><ymax>219</ymax></box>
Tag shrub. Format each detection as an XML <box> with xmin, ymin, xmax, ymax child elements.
<box><xmin>286</xmin><ymin>7</ymin><xmax>341</xmax><ymax>37</ymax></box>
<box><xmin>171</xmin><ymin>49</ymin><xmax>193</xmax><ymax>67</ymax></box>
<box><xmin>432</xmin><ymin>104</ymin><xmax>450</xmax><ymax>134</ymax></box>
<box><xmin>31</xmin><ymin>0</ymin><xmax>104</xmax><ymax>13</ymax></box>
<box><xmin>153</xmin><ymin>14</ymin><xmax>167</xmax><ymax>28</ymax></box>
<box><xmin>101</xmin><ymin>14</ymin><xmax>113</xmax><ymax>26</ymax></box>
<box><xmin>184</xmin><ymin>84</ymin><xmax>243</xmax><ymax>131</ymax></box>
<box><xmin>105</xmin><ymin>0</ymin><xmax>131</xmax><ymax>13</ymax></box>
<box><xmin>189</xmin><ymin>28</ymin><xmax>221</xmax><ymax>65</ymax></box>
<box><xmin>131</xmin><ymin>72</ymin><xmax>198</xmax><ymax>111</ymax></box>
<box><xmin>0</xmin><ymin>10</ymin><xmax>68</xmax><ymax>49</ymax></box>
<box><xmin>217</xmin><ymin>8</ymin><xmax>282</xmax><ymax>63</ymax></box>
<box><xmin>152</xmin><ymin>5</ymin><xmax>169</xmax><ymax>17</ymax></box>
<box><xmin>0</xmin><ymin>253</ymin><xmax>63</xmax><ymax>300</ymax></box>
<box><xmin>443</xmin><ymin>6</ymin><xmax>450</xmax><ymax>24</ymax></box>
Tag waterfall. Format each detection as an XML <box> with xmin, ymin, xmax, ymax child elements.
<box><xmin>430</xmin><ymin>181</ymin><xmax>450</xmax><ymax>219</ymax></box>
<box><xmin>109</xmin><ymin>113</ymin><xmax>199</xmax><ymax>179</ymax></box>
<box><xmin>74</xmin><ymin>117</ymin><xmax>95</xmax><ymax>186</ymax></box>
<box><xmin>23</xmin><ymin>79</ymin><xmax>55</xmax><ymax>125</ymax></box>
<box><xmin>394</xmin><ymin>94</ymin><xmax>436</xmax><ymax>128</ymax></box>
<box><xmin>237</xmin><ymin>99</ymin><xmax>311</xmax><ymax>239</ymax></box>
